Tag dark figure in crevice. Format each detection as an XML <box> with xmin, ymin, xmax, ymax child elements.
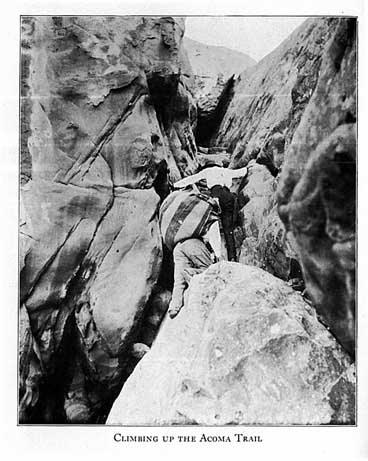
<box><xmin>152</xmin><ymin>160</ymin><xmax>172</xmax><ymax>201</ymax></box>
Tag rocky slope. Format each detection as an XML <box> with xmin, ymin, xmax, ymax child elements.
<box><xmin>216</xmin><ymin>18</ymin><xmax>336</xmax><ymax>278</ymax></box>
<box><xmin>183</xmin><ymin>37</ymin><xmax>256</xmax><ymax>147</ymax></box>
<box><xmin>108</xmin><ymin>263</ymin><xmax>355</xmax><ymax>425</ymax></box>
<box><xmin>183</xmin><ymin>37</ymin><xmax>256</xmax><ymax>98</ymax></box>
<box><xmin>214</xmin><ymin>18</ymin><xmax>356</xmax><ymax>355</ymax></box>
<box><xmin>19</xmin><ymin>15</ymin><xmax>199</xmax><ymax>423</ymax></box>
<box><xmin>215</xmin><ymin>19</ymin><xmax>334</xmax><ymax>159</ymax></box>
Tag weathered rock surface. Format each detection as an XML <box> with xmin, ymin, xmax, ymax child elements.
<box><xmin>20</xmin><ymin>16</ymin><xmax>198</xmax><ymax>423</ymax></box>
<box><xmin>19</xmin><ymin>15</ymin><xmax>357</xmax><ymax>425</ymax></box>
<box><xmin>278</xmin><ymin>19</ymin><xmax>356</xmax><ymax>356</ymax></box>
<box><xmin>212</xmin><ymin>18</ymin><xmax>356</xmax><ymax>354</ymax></box>
<box><xmin>195</xmin><ymin>75</ymin><xmax>236</xmax><ymax>147</ymax></box>
<box><xmin>215</xmin><ymin>19</ymin><xmax>336</xmax><ymax>163</ymax></box>
<box><xmin>107</xmin><ymin>263</ymin><xmax>355</xmax><ymax>425</ymax></box>
<box><xmin>214</xmin><ymin>19</ymin><xmax>340</xmax><ymax>281</ymax></box>
<box><xmin>236</xmin><ymin>161</ymin><xmax>294</xmax><ymax>280</ymax></box>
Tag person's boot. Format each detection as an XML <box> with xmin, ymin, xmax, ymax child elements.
<box><xmin>64</xmin><ymin>357</ymin><xmax>91</xmax><ymax>423</ymax></box>
<box><xmin>168</xmin><ymin>302</ymin><xmax>183</xmax><ymax>319</ymax></box>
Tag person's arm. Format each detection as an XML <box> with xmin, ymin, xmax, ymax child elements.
<box><xmin>173</xmin><ymin>171</ymin><xmax>204</xmax><ymax>189</ymax></box>
<box><xmin>230</xmin><ymin>166</ymin><xmax>248</xmax><ymax>179</ymax></box>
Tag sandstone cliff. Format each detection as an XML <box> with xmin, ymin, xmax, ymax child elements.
<box><xmin>19</xmin><ymin>16</ymin><xmax>356</xmax><ymax>425</ymax></box>
<box><xmin>107</xmin><ymin>17</ymin><xmax>356</xmax><ymax>425</ymax></box>
<box><xmin>20</xmin><ymin>15</ymin><xmax>198</xmax><ymax>423</ymax></box>
<box><xmin>214</xmin><ymin>18</ymin><xmax>356</xmax><ymax>355</ymax></box>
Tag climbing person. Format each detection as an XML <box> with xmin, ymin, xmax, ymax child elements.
<box><xmin>168</xmin><ymin>237</ymin><xmax>214</xmax><ymax>319</ymax></box>
<box><xmin>159</xmin><ymin>185</ymin><xmax>222</xmax><ymax>261</ymax></box>
<box><xmin>173</xmin><ymin>164</ymin><xmax>248</xmax><ymax>261</ymax></box>
<box><xmin>159</xmin><ymin>185</ymin><xmax>222</xmax><ymax>319</ymax></box>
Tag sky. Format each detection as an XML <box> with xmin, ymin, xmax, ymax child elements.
<box><xmin>185</xmin><ymin>17</ymin><xmax>307</xmax><ymax>62</ymax></box>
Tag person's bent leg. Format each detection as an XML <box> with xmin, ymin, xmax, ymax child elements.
<box><xmin>169</xmin><ymin>242</ymin><xmax>188</xmax><ymax>318</ymax></box>
<box><xmin>186</xmin><ymin>238</ymin><xmax>213</xmax><ymax>270</ymax></box>
<box><xmin>169</xmin><ymin>239</ymin><xmax>213</xmax><ymax>319</ymax></box>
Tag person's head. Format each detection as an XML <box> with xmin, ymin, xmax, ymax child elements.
<box><xmin>156</xmin><ymin>159</ymin><xmax>168</xmax><ymax>174</ymax></box>
<box><xmin>153</xmin><ymin>160</ymin><xmax>171</xmax><ymax>200</ymax></box>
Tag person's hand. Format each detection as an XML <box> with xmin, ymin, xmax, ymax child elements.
<box><xmin>211</xmin><ymin>253</ymin><xmax>219</xmax><ymax>264</ymax></box>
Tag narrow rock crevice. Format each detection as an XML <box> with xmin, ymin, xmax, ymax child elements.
<box><xmin>194</xmin><ymin>75</ymin><xmax>235</xmax><ymax>147</ymax></box>
<box><xmin>146</xmin><ymin>72</ymin><xmax>180</xmax><ymax>132</ymax></box>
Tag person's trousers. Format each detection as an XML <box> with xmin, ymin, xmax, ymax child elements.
<box><xmin>170</xmin><ymin>238</ymin><xmax>212</xmax><ymax>310</ymax></box>
<box><xmin>210</xmin><ymin>185</ymin><xmax>237</xmax><ymax>261</ymax></box>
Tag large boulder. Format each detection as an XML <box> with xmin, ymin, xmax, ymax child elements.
<box><xmin>20</xmin><ymin>16</ymin><xmax>198</xmax><ymax>423</ymax></box>
<box><xmin>107</xmin><ymin>262</ymin><xmax>355</xmax><ymax>425</ymax></box>
<box><xmin>237</xmin><ymin>161</ymin><xmax>293</xmax><ymax>279</ymax></box>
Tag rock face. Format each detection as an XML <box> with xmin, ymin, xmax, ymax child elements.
<box><xmin>107</xmin><ymin>263</ymin><xmax>355</xmax><ymax>425</ymax></box>
<box><xmin>215</xmin><ymin>19</ymin><xmax>340</xmax><ymax>281</ymax></box>
<box><xmin>215</xmin><ymin>19</ymin><xmax>336</xmax><ymax>162</ymax></box>
<box><xmin>20</xmin><ymin>16</ymin><xmax>198</xmax><ymax>423</ymax></box>
<box><xmin>213</xmin><ymin>18</ymin><xmax>356</xmax><ymax>353</ymax></box>
<box><xmin>195</xmin><ymin>75</ymin><xmax>236</xmax><ymax>147</ymax></box>
<box><xmin>236</xmin><ymin>161</ymin><xmax>292</xmax><ymax>280</ymax></box>
<box><xmin>183</xmin><ymin>38</ymin><xmax>255</xmax><ymax>147</ymax></box>
<box><xmin>20</xmin><ymin>15</ymin><xmax>357</xmax><ymax>425</ymax></box>
<box><xmin>278</xmin><ymin>19</ymin><xmax>356</xmax><ymax>356</ymax></box>
<box><xmin>216</xmin><ymin>19</ymin><xmax>338</xmax><ymax>280</ymax></box>
<box><xmin>183</xmin><ymin>37</ymin><xmax>256</xmax><ymax>98</ymax></box>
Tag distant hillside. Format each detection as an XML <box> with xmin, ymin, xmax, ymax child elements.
<box><xmin>183</xmin><ymin>36</ymin><xmax>256</xmax><ymax>97</ymax></box>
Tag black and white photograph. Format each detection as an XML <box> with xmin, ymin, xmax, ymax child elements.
<box><xmin>18</xmin><ymin>13</ymin><xmax>357</xmax><ymax>427</ymax></box>
<box><xmin>1</xmin><ymin>0</ymin><xmax>365</xmax><ymax>457</ymax></box>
